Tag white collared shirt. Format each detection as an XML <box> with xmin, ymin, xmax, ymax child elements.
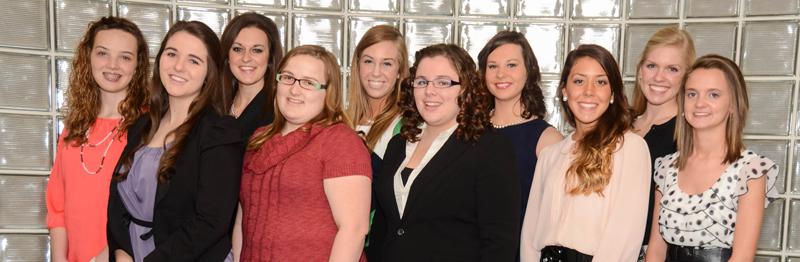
<box><xmin>393</xmin><ymin>124</ymin><xmax>458</xmax><ymax>218</ymax></box>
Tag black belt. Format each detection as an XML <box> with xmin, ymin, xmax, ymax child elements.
<box><xmin>540</xmin><ymin>246</ymin><xmax>593</xmax><ymax>262</ymax></box>
<box><xmin>666</xmin><ymin>244</ymin><xmax>731</xmax><ymax>262</ymax></box>
<box><xmin>122</xmin><ymin>213</ymin><xmax>155</xmax><ymax>240</ymax></box>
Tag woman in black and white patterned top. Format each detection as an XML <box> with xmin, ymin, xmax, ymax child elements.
<box><xmin>645</xmin><ymin>54</ymin><xmax>778</xmax><ymax>262</ymax></box>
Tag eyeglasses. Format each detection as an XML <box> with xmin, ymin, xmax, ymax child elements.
<box><xmin>411</xmin><ymin>77</ymin><xmax>461</xmax><ymax>89</ymax></box>
<box><xmin>276</xmin><ymin>73</ymin><xmax>327</xmax><ymax>90</ymax></box>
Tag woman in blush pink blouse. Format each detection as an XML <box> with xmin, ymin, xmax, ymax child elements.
<box><xmin>520</xmin><ymin>44</ymin><xmax>651</xmax><ymax>262</ymax></box>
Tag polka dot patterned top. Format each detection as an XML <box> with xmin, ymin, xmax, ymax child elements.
<box><xmin>653</xmin><ymin>150</ymin><xmax>779</xmax><ymax>248</ymax></box>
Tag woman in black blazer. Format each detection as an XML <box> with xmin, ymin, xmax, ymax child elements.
<box><xmin>367</xmin><ymin>43</ymin><xmax>520</xmax><ymax>262</ymax></box>
<box><xmin>107</xmin><ymin>21</ymin><xmax>243</xmax><ymax>262</ymax></box>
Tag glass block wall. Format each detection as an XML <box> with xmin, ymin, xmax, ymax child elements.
<box><xmin>0</xmin><ymin>0</ymin><xmax>799</xmax><ymax>260</ymax></box>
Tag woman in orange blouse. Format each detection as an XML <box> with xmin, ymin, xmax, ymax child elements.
<box><xmin>46</xmin><ymin>17</ymin><xmax>149</xmax><ymax>262</ymax></box>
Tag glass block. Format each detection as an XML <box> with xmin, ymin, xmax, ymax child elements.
<box><xmin>350</xmin><ymin>0</ymin><xmax>398</xmax><ymax>12</ymax></box>
<box><xmin>55</xmin><ymin>0</ymin><xmax>111</xmax><ymax>52</ymax></box>
<box><xmin>405</xmin><ymin>0</ymin><xmax>455</xmax><ymax>15</ymax></box>
<box><xmin>0</xmin><ymin>234</ymin><xmax>50</xmax><ymax>261</ymax></box>
<box><xmin>623</xmin><ymin>81</ymin><xmax>635</xmax><ymax>101</ymax></box>
<box><xmin>179</xmin><ymin>0</ymin><xmax>229</xmax><ymax>4</ymax></box>
<box><xmin>56</xmin><ymin>58</ymin><xmax>71</xmax><ymax>112</ymax></box>
<box><xmin>177</xmin><ymin>6</ymin><xmax>230</xmax><ymax>37</ymax></box>
<box><xmin>747</xmin><ymin>0</ymin><xmax>800</xmax><ymax>16</ymax></box>
<box><xmin>569</xmin><ymin>24</ymin><xmax>620</xmax><ymax>59</ymax></box>
<box><xmin>459</xmin><ymin>22</ymin><xmax>509</xmax><ymax>62</ymax></box>
<box><xmin>744</xmin><ymin>81</ymin><xmax>792</xmax><ymax>135</ymax></box>
<box><xmin>790</xmin><ymin>199</ymin><xmax>800</xmax><ymax>251</ymax></box>
<box><xmin>0</xmin><ymin>175</ymin><xmax>47</xmax><ymax>229</ymax></box>
<box><xmin>516</xmin><ymin>0</ymin><xmax>565</xmax><ymax>17</ymax></box>
<box><xmin>348</xmin><ymin>17</ymin><xmax>400</xmax><ymax>63</ymax></box>
<box><xmin>516</xmin><ymin>23</ymin><xmax>565</xmax><ymax>74</ymax></box>
<box><xmin>791</xmin><ymin>143</ymin><xmax>800</xmax><ymax>194</ymax></box>
<box><xmin>789</xmin><ymin>257</ymin><xmax>800</xmax><ymax>262</ymax></box>
<box><xmin>236</xmin><ymin>0</ymin><xmax>287</xmax><ymax>8</ymax></box>
<box><xmin>404</xmin><ymin>19</ymin><xmax>454</xmax><ymax>62</ymax></box>
<box><xmin>0</xmin><ymin>114</ymin><xmax>52</xmax><ymax>170</ymax></box>
<box><xmin>740</xmin><ymin>21</ymin><xmax>798</xmax><ymax>76</ymax></box>
<box><xmin>461</xmin><ymin>0</ymin><xmax>509</xmax><ymax>16</ymax></box>
<box><xmin>623</xmin><ymin>24</ymin><xmax>676</xmax><ymax>77</ymax></box>
<box><xmin>118</xmin><ymin>2</ymin><xmax>171</xmax><ymax>58</ymax></box>
<box><xmin>758</xmin><ymin>199</ymin><xmax>784</xmax><ymax>251</ymax></box>
<box><xmin>627</xmin><ymin>0</ymin><xmax>678</xmax><ymax>19</ymax></box>
<box><xmin>293</xmin><ymin>14</ymin><xmax>344</xmax><ymax>63</ymax></box>
<box><xmin>235</xmin><ymin>10</ymin><xmax>289</xmax><ymax>53</ymax></box>
<box><xmin>294</xmin><ymin>0</ymin><xmax>342</xmax><ymax>11</ymax></box>
<box><xmin>541</xmin><ymin>80</ymin><xmax>566</xmax><ymax>131</ymax></box>
<box><xmin>685</xmin><ymin>23</ymin><xmax>737</xmax><ymax>59</ymax></box>
<box><xmin>754</xmin><ymin>256</ymin><xmax>781</xmax><ymax>262</ymax></box>
<box><xmin>685</xmin><ymin>0</ymin><xmax>738</xmax><ymax>17</ymax></box>
<box><xmin>0</xmin><ymin>1</ymin><xmax>48</xmax><ymax>50</ymax></box>
<box><xmin>0</xmin><ymin>53</ymin><xmax>50</xmax><ymax>111</ymax></box>
<box><xmin>745</xmin><ymin>139</ymin><xmax>787</xmax><ymax>194</ymax></box>
<box><xmin>571</xmin><ymin>0</ymin><xmax>620</xmax><ymax>19</ymax></box>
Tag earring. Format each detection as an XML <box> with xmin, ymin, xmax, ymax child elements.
<box><xmin>562</xmin><ymin>96</ymin><xmax>567</xmax><ymax>102</ymax></box>
<box><xmin>610</xmin><ymin>95</ymin><xmax>614</xmax><ymax>104</ymax></box>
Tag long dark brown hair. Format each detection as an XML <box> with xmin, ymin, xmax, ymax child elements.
<box><xmin>248</xmin><ymin>45</ymin><xmax>347</xmax><ymax>150</ymax></box>
<box><xmin>63</xmin><ymin>16</ymin><xmax>149</xmax><ymax>145</ymax></box>
<box><xmin>675</xmin><ymin>54</ymin><xmax>748</xmax><ymax>169</ymax></box>
<box><xmin>399</xmin><ymin>44</ymin><xmax>491</xmax><ymax>143</ymax></box>
<box><xmin>116</xmin><ymin>21</ymin><xmax>226</xmax><ymax>183</ymax></box>
<box><xmin>477</xmin><ymin>30</ymin><xmax>546</xmax><ymax>120</ymax></box>
<box><xmin>557</xmin><ymin>44</ymin><xmax>635</xmax><ymax>195</ymax></box>
<box><xmin>221</xmin><ymin>12</ymin><xmax>284</xmax><ymax>117</ymax></box>
<box><xmin>345</xmin><ymin>25</ymin><xmax>409</xmax><ymax>149</ymax></box>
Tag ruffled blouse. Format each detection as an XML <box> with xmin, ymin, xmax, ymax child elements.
<box><xmin>653</xmin><ymin>150</ymin><xmax>778</xmax><ymax>248</ymax></box>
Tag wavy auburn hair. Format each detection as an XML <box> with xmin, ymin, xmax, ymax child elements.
<box><xmin>632</xmin><ymin>26</ymin><xmax>696</xmax><ymax>116</ymax></box>
<box><xmin>675</xmin><ymin>54</ymin><xmax>748</xmax><ymax>169</ymax></box>
<box><xmin>63</xmin><ymin>16</ymin><xmax>149</xmax><ymax>145</ymax></box>
<box><xmin>248</xmin><ymin>45</ymin><xmax>347</xmax><ymax>150</ymax></box>
<box><xmin>399</xmin><ymin>44</ymin><xmax>491</xmax><ymax>143</ymax></box>
<box><xmin>345</xmin><ymin>25</ymin><xmax>409</xmax><ymax>149</ymax></box>
<box><xmin>557</xmin><ymin>44</ymin><xmax>635</xmax><ymax>196</ymax></box>
<box><xmin>477</xmin><ymin>30</ymin><xmax>546</xmax><ymax>120</ymax></box>
<box><xmin>221</xmin><ymin>12</ymin><xmax>284</xmax><ymax>117</ymax></box>
<box><xmin>116</xmin><ymin>21</ymin><xmax>226</xmax><ymax>183</ymax></box>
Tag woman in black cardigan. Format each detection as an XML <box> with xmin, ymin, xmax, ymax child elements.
<box><xmin>107</xmin><ymin>21</ymin><xmax>243</xmax><ymax>262</ymax></box>
<box><xmin>367</xmin><ymin>44</ymin><xmax>520</xmax><ymax>262</ymax></box>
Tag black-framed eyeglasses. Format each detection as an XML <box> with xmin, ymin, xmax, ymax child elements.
<box><xmin>276</xmin><ymin>73</ymin><xmax>327</xmax><ymax>90</ymax></box>
<box><xmin>411</xmin><ymin>77</ymin><xmax>461</xmax><ymax>89</ymax></box>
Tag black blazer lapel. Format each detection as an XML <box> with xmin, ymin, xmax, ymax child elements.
<box><xmin>378</xmin><ymin>138</ymin><xmax>405</xmax><ymax>223</ymax></box>
<box><xmin>402</xmin><ymin>135</ymin><xmax>469</xmax><ymax>220</ymax></box>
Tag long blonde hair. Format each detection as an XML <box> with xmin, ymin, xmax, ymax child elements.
<box><xmin>632</xmin><ymin>26</ymin><xmax>696</xmax><ymax>116</ymax></box>
<box><xmin>248</xmin><ymin>45</ymin><xmax>347</xmax><ymax>150</ymax></box>
<box><xmin>345</xmin><ymin>25</ymin><xmax>408</xmax><ymax>149</ymax></box>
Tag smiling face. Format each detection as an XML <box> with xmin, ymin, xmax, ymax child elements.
<box><xmin>358</xmin><ymin>40</ymin><xmax>401</xmax><ymax>103</ymax></box>
<box><xmin>562</xmin><ymin>57</ymin><xmax>613</xmax><ymax>132</ymax></box>
<box><xmin>229</xmin><ymin>26</ymin><xmax>270</xmax><ymax>90</ymax></box>
<box><xmin>159</xmin><ymin>31</ymin><xmax>209</xmax><ymax>101</ymax></box>
<box><xmin>639</xmin><ymin>45</ymin><xmax>687</xmax><ymax>107</ymax></box>
<box><xmin>485</xmin><ymin>43</ymin><xmax>527</xmax><ymax>103</ymax></box>
<box><xmin>276</xmin><ymin>54</ymin><xmax>328</xmax><ymax>133</ymax></box>
<box><xmin>91</xmin><ymin>29</ymin><xmax>139</xmax><ymax>95</ymax></box>
<box><xmin>413</xmin><ymin>55</ymin><xmax>462</xmax><ymax>130</ymax></box>
<box><xmin>683</xmin><ymin>68</ymin><xmax>732</xmax><ymax>133</ymax></box>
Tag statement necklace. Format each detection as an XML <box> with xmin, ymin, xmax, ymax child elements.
<box><xmin>80</xmin><ymin>121</ymin><xmax>120</xmax><ymax>175</ymax></box>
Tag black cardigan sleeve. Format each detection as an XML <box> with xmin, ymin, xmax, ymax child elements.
<box><xmin>144</xmin><ymin>113</ymin><xmax>244</xmax><ymax>261</ymax></box>
<box><xmin>475</xmin><ymin>132</ymin><xmax>520</xmax><ymax>262</ymax></box>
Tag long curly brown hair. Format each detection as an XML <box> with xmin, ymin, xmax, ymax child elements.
<box><xmin>557</xmin><ymin>44</ymin><xmax>635</xmax><ymax>196</ymax></box>
<box><xmin>115</xmin><ymin>21</ymin><xmax>226</xmax><ymax>183</ymax></box>
<box><xmin>345</xmin><ymin>25</ymin><xmax>409</xmax><ymax>150</ymax></box>
<box><xmin>248</xmin><ymin>45</ymin><xmax>347</xmax><ymax>150</ymax></box>
<box><xmin>221</xmin><ymin>12</ymin><xmax>284</xmax><ymax>118</ymax></box>
<box><xmin>399</xmin><ymin>44</ymin><xmax>491</xmax><ymax>143</ymax></box>
<box><xmin>63</xmin><ymin>16</ymin><xmax>149</xmax><ymax>145</ymax></box>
